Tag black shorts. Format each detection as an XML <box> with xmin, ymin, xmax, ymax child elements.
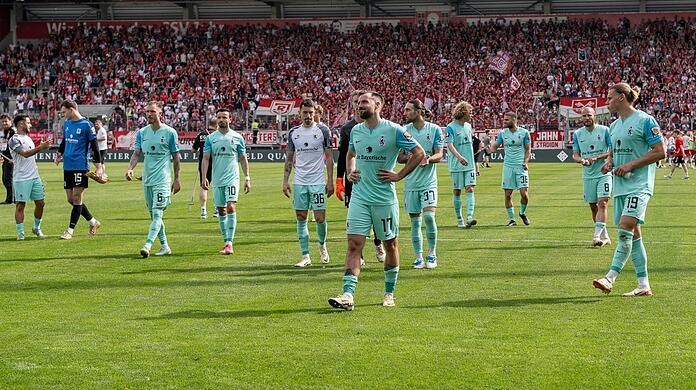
<box><xmin>673</xmin><ymin>156</ymin><xmax>685</xmax><ymax>165</ymax></box>
<box><xmin>99</xmin><ymin>149</ymin><xmax>107</xmax><ymax>163</ymax></box>
<box><xmin>64</xmin><ymin>170</ymin><xmax>89</xmax><ymax>189</ymax></box>
<box><xmin>198</xmin><ymin>163</ymin><xmax>212</xmax><ymax>184</ymax></box>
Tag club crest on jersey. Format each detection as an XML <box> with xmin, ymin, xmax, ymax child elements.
<box><xmin>597</xmin><ymin>134</ymin><xmax>601</xmax><ymax>140</ymax></box>
<box><xmin>426</xmin><ymin>133</ymin><xmax>431</xmax><ymax>141</ymax></box>
<box><xmin>313</xmin><ymin>134</ymin><xmax>318</xmax><ymax>139</ymax></box>
<box><xmin>160</xmin><ymin>136</ymin><xmax>165</xmax><ymax>144</ymax></box>
<box><xmin>379</xmin><ymin>136</ymin><xmax>385</xmax><ymax>147</ymax></box>
<box><xmin>76</xmin><ymin>129</ymin><xmax>81</xmax><ymax>134</ymax></box>
<box><xmin>627</xmin><ymin>127</ymin><xmax>633</xmax><ymax>136</ymax></box>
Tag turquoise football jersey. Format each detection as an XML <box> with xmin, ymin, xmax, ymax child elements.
<box><xmin>404</xmin><ymin>121</ymin><xmax>443</xmax><ymax>191</ymax></box>
<box><xmin>496</xmin><ymin>127</ymin><xmax>530</xmax><ymax>167</ymax></box>
<box><xmin>349</xmin><ymin>119</ymin><xmax>420</xmax><ymax>205</ymax></box>
<box><xmin>609</xmin><ymin>110</ymin><xmax>662</xmax><ymax>197</ymax></box>
<box><xmin>446</xmin><ymin>121</ymin><xmax>475</xmax><ymax>173</ymax></box>
<box><xmin>573</xmin><ymin>125</ymin><xmax>612</xmax><ymax>179</ymax></box>
<box><xmin>203</xmin><ymin>129</ymin><xmax>246</xmax><ymax>187</ymax></box>
<box><xmin>134</xmin><ymin>124</ymin><xmax>180</xmax><ymax>186</ymax></box>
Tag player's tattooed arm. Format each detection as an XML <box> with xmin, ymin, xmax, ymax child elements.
<box><xmin>397</xmin><ymin>149</ymin><xmax>409</xmax><ymax>164</ymax></box>
<box><xmin>171</xmin><ymin>152</ymin><xmax>181</xmax><ymax>194</ymax></box>
<box><xmin>324</xmin><ymin>148</ymin><xmax>334</xmax><ymax>198</ymax></box>
<box><xmin>523</xmin><ymin>143</ymin><xmax>531</xmax><ymax>169</ymax></box>
<box><xmin>379</xmin><ymin>145</ymin><xmax>425</xmax><ymax>182</ymax></box>
<box><xmin>282</xmin><ymin>151</ymin><xmax>294</xmax><ymax>197</ymax></box>
<box><xmin>125</xmin><ymin>149</ymin><xmax>141</xmax><ymax>180</ymax></box>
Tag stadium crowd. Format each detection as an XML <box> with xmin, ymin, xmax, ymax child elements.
<box><xmin>0</xmin><ymin>16</ymin><xmax>694</xmax><ymax>132</ymax></box>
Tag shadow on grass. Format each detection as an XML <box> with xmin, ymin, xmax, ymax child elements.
<box><xmin>135</xmin><ymin>303</ymin><xmax>384</xmax><ymax>320</ymax></box>
<box><xmin>122</xmin><ymin>263</ymin><xmax>345</xmax><ymax>276</ymax></box>
<box><xmin>407</xmin><ymin>295</ymin><xmax>603</xmax><ymax>309</ymax></box>
<box><xmin>0</xmin><ymin>252</ymin><xmax>154</xmax><ymax>263</ymax></box>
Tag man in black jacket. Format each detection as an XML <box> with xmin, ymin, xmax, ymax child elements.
<box><xmin>1</xmin><ymin>113</ymin><xmax>15</xmax><ymax>204</ymax></box>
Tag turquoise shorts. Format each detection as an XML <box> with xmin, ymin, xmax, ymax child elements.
<box><xmin>502</xmin><ymin>165</ymin><xmax>529</xmax><ymax>190</ymax></box>
<box><xmin>451</xmin><ymin>170</ymin><xmax>476</xmax><ymax>190</ymax></box>
<box><xmin>144</xmin><ymin>184</ymin><xmax>171</xmax><ymax>211</ymax></box>
<box><xmin>583</xmin><ymin>175</ymin><xmax>612</xmax><ymax>204</ymax></box>
<box><xmin>213</xmin><ymin>182</ymin><xmax>239</xmax><ymax>208</ymax></box>
<box><xmin>14</xmin><ymin>177</ymin><xmax>44</xmax><ymax>202</ymax></box>
<box><xmin>293</xmin><ymin>184</ymin><xmax>326</xmax><ymax>211</ymax></box>
<box><xmin>614</xmin><ymin>192</ymin><xmax>651</xmax><ymax>225</ymax></box>
<box><xmin>346</xmin><ymin>201</ymin><xmax>399</xmax><ymax>241</ymax></box>
<box><xmin>404</xmin><ymin>187</ymin><xmax>438</xmax><ymax>214</ymax></box>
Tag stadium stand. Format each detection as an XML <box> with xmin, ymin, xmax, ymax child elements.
<box><xmin>0</xmin><ymin>16</ymin><xmax>694</xmax><ymax>134</ymax></box>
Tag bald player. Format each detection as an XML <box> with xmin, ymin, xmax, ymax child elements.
<box><xmin>572</xmin><ymin>107</ymin><xmax>612</xmax><ymax>246</ymax></box>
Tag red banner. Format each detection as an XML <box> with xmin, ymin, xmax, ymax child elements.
<box><xmin>488</xmin><ymin>51</ymin><xmax>511</xmax><ymax>74</ymax></box>
<box><xmin>559</xmin><ymin>97</ymin><xmax>609</xmax><ymax>118</ymax></box>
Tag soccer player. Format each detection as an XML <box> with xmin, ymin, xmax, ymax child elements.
<box><xmin>8</xmin><ymin>114</ymin><xmax>50</xmax><ymax>240</ymax></box>
<box><xmin>592</xmin><ymin>83</ymin><xmax>665</xmax><ymax>297</ymax></box>
<box><xmin>54</xmin><ymin>100</ymin><xmax>104</xmax><ymax>240</ymax></box>
<box><xmin>125</xmin><ymin>101</ymin><xmax>181</xmax><ymax>257</ymax></box>
<box><xmin>446</xmin><ymin>102</ymin><xmax>478</xmax><ymax>228</ymax></box>
<box><xmin>400</xmin><ymin>99</ymin><xmax>443</xmax><ymax>269</ymax></box>
<box><xmin>328</xmin><ymin>91</ymin><xmax>425</xmax><ymax>310</ymax></box>
<box><xmin>191</xmin><ymin>118</ymin><xmax>217</xmax><ymax>219</ymax></box>
<box><xmin>481</xmin><ymin>130</ymin><xmax>493</xmax><ymax>168</ymax></box>
<box><xmin>200</xmin><ymin>108</ymin><xmax>250</xmax><ymax>255</ymax></box>
<box><xmin>488</xmin><ymin>112</ymin><xmax>531</xmax><ymax>226</ymax></box>
<box><xmin>336</xmin><ymin>89</ymin><xmax>386</xmax><ymax>263</ymax></box>
<box><xmin>572</xmin><ymin>107</ymin><xmax>612</xmax><ymax>246</ymax></box>
<box><xmin>664</xmin><ymin>129</ymin><xmax>689</xmax><ymax>179</ymax></box>
<box><xmin>1</xmin><ymin>113</ymin><xmax>14</xmax><ymax>204</ymax></box>
<box><xmin>95</xmin><ymin>118</ymin><xmax>109</xmax><ymax>178</ymax></box>
<box><xmin>283</xmin><ymin>99</ymin><xmax>334</xmax><ymax>267</ymax></box>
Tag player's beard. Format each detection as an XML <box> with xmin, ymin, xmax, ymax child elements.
<box><xmin>359</xmin><ymin>109</ymin><xmax>373</xmax><ymax>120</ymax></box>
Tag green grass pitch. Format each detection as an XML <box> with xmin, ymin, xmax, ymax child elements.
<box><xmin>1</xmin><ymin>162</ymin><xmax>694</xmax><ymax>389</ymax></box>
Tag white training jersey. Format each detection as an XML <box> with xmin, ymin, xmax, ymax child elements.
<box><xmin>683</xmin><ymin>135</ymin><xmax>691</xmax><ymax>150</ymax></box>
<box><xmin>8</xmin><ymin>134</ymin><xmax>40</xmax><ymax>182</ymax></box>
<box><xmin>96</xmin><ymin>127</ymin><xmax>108</xmax><ymax>151</ymax></box>
<box><xmin>286</xmin><ymin>123</ymin><xmax>332</xmax><ymax>185</ymax></box>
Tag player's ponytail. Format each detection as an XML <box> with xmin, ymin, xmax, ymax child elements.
<box><xmin>611</xmin><ymin>82</ymin><xmax>641</xmax><ymax>105</ymax></box>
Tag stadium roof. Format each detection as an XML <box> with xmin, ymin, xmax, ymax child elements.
<box><xmin>11</xmin><ymin>0</ymin><xmax>696</xmax><ymax>20</ymax></box>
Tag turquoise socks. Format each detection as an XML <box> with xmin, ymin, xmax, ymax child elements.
<box><xmin>506</xmin><ymin>207</ymin><xmax>515</xmax><ymax>220</ymax></box>
<box><xmin>218</xmin><ymin>212</ymin><xmax>229</xmax><ymax>242</ymax></box>
<box><xmin>342</xmin><ymin>274</ymin><xmax>358</xmax><ymax>295</ymax></box>
<box><xmin>410</xmin><ymin>216</ymin><xmax>423</xmax><ymax>256</ymax></box>
<box><xmin>297</xmin><ymin>219</ymin><xmax>309</xmax><ymax>255</ymax></box>
<box><xmin>423</xmin><ymin>211</ymin><xmax>437</xmax><ymax>255</ymax></box>
<box><xmin>227</xmin><ymin>213</ymin><xmax>237</xmax><ymax>244</ymax></box>
<box><xmin>465</xmin><ymin>192</ymin><xmax>475</xmax><ymax>220</ymax></box>
<box><xmin>316</xmin><ymin>221</ymin><xmax>327</xmax><ymax>245</ymax></box>
<box><xmin>631</xmin><ymin>237</ymin><xmax>648</xmax><ymax>278</ymax></box>
<box><xmin>610</xmin><ymin>229</ymin><xmax>634</xmax><ymax>273</ymax></box>
<box><xmin>453</xmin><ymin>195</ymin><xmax>462</xmax><ymax>220</ymax></box>
<box><xmin>147</xmin><ymin>208</ymin><xmax>164</xmax><ymax>245</ymax></box>
<box><xmin>520</xmin><ymin>203</ymin><xmax>528</xmax><ymax>215</ymax></box>
<box><xmin>384</xmin><ymin>266</ymin><xmax>399</xmax><ymax>294</ymax></box>
<box><xmin>16</xmin><ymin>223</ymin><xmax>24</xmax><ymax>234</ymax></box>
<box><xmin>33</xmin><ymin>217</ymin><xmax>41</xmax><ymax>229</ymax></box>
